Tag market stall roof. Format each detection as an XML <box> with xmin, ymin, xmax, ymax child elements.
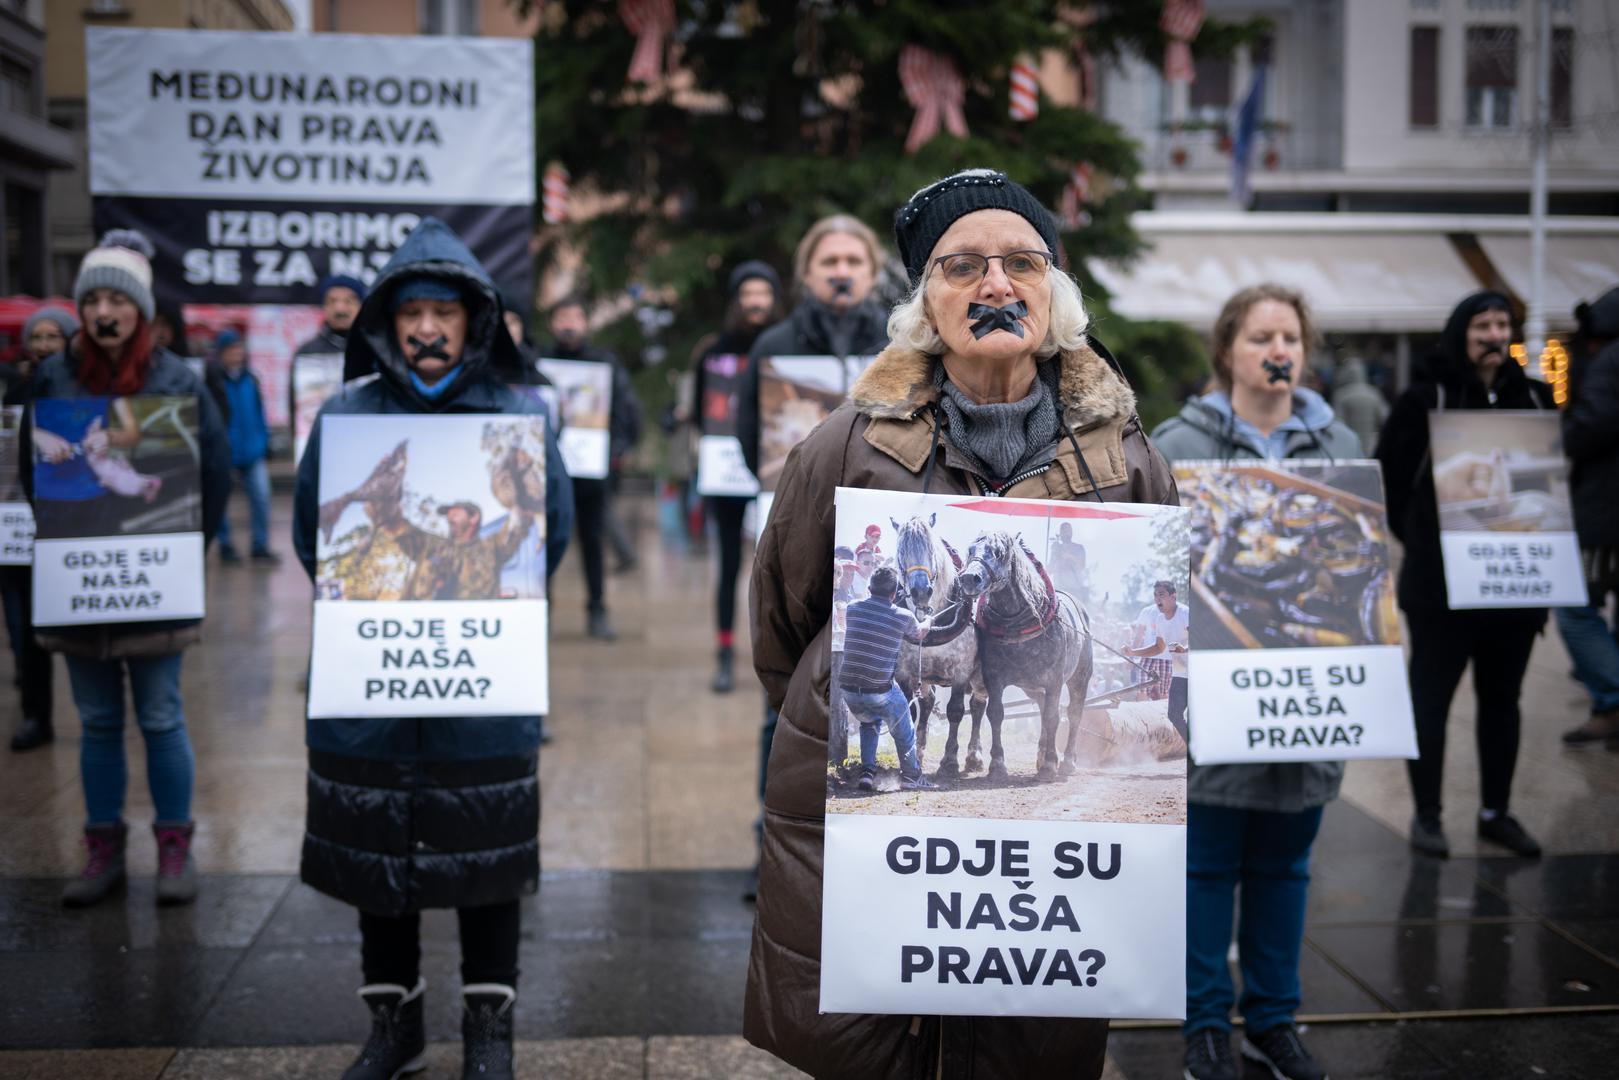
<box><xmin>1084</xmin><ymin>213</ymin><xmax>1619</xmax><ymax>334</ymax></box>
<box><xmin>1476</xmin><ymin>233</ymin><xmax>1619</xmax><ymax>320</ymax></box>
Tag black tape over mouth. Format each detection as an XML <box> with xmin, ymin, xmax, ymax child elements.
<box><xmin>407</xmin><ymin>335</ymin><xmax>452</xmax><ymax>362</ymax></box>
<box><xmin>1262</xmin><ymin>359</ymin><xmax>1294</xmax><ymax>384</ymax></box>
<box><xmin>94</xmin><ymin>320</ymin><xmax>122</xmax><ymax>340</ymax></box>
<box><xmin>967</xmin><ymin>301</ymin><xmax>1029</xmax><ymax>339</ymax></box>
<box><xmin>829</xmin><ymin>277</ymin><xmax>855</xmax><ymax>299</ymax></box>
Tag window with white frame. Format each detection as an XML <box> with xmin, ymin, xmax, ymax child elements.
<box><xmin>1465</xmin><ymin>25</ymin><xmax>1518</xmax><ymax>129</ymax></box>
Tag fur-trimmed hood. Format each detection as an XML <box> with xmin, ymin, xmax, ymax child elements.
<box><xmin>849</xmin><ymin>339</ymin><xmax>1137</xmax><ymax>431</ymax></box>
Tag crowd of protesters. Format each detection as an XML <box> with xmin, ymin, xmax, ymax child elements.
<box><xmin>2</xmin><ymin>170</ymin><xmax>1613</xmax><ymax>1080</ymax></box>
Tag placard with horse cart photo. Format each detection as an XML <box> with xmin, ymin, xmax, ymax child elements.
<box><xmin>820</xmin><ymin>487</ymin><xmax>1190</xmax><ymax>1021</ymax></box>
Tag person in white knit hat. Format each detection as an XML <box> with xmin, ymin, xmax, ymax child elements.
<box><xmin>25</xmin><ymin>229</ymin><xmax>231</xmax><ymax>909</ymax></box>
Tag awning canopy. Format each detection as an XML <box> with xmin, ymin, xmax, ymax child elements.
<box><xmin>1084</xmin><ymin>213</ymin><xmax>1619</xmax><ymax>335</ymax></box>
<box><xmin>1477</xmin><ymin>234</ymin><xmax>1619</xmax><ymax>323</ymax></box>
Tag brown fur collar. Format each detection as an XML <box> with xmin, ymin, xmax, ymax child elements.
<box><xmin>848</xmin><ymin>341</ymin><xmax>1136</xmax><ymax>429</ymax></box>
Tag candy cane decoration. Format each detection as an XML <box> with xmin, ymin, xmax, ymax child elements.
<box><xmin>542</xmin><ymin>163</ymin><xmax>570</xmax><ymax>225</ymax></box>
<box><xmin>1160</xmin><ymin>0</ymin><xmax>1205</xmax><ymax>85</ymax></box>
<box><xmin>1009</xmin><ymin>57</ymin><xmax>1039</xmax><ymax>121</ymax></box>
<box><xmin>619</xmin><ymin>0</ymin><xmax>675</xmax><ymax>85</ymax></box>
<box><xmin>899</xmin><ymin>45</ymin><xmax>969</xmax><ymax>154</ymax></box>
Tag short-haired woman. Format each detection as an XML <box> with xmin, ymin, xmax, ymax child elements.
<box><xmin>745</xmin><ymin>169</ymin><xmax>1174</xmax><ymax>1079</ymax></box>
<box><xmin>1152</xmin><ymin>283</ymin><xmax>1361</xmax><ymax>1080</ymax></box>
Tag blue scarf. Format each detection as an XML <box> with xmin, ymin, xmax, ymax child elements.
<box><xmin>410</xmin><ymin>364</ymin><xmax>463</xmax><ymax>400</ymax></box>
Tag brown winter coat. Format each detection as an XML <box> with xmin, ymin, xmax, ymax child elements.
<box><xmin>745</xmin><ymin>340</ymin><xmax>1177</xmax><ymax>1080</ymax></box>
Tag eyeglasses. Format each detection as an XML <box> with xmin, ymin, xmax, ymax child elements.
<box><xmin>930</xmin><ymin>250</ymin><xmax>1052</xmax><ymax>289</ymax></box>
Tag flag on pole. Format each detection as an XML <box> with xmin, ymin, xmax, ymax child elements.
<box><xmin>1229</xmin><ymin>61</ymin><xmax>1268</xmax><ymax>208</ymax></box>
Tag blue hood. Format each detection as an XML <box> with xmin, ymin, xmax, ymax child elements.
<box><xmin>343</xmin><ymin>216</ymin><xmax>528</xmax><ymax>405</ymax></box>
<box><xmin>1178</xmin><ymin>387</ymin><xmax>1339</xmax><ymax>457</ymax></box>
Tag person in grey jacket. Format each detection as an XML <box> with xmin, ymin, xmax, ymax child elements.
<box><xmin>1330</xmin><ymin>356</ymin><xmax>1389</xmax><ymax>454</ymax></box>
<box><xmin>1152</xmin><ymin>284</ymin><xmax>1360</xmax><ymax>1080</ymax></box>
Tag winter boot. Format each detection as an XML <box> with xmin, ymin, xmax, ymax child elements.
<box><xmin>461</xmin><ymin>983</ymin><xmax>517</xmax><ymax>1079</ymax></box>
<box><xmin>342</xmin><ymin>977</ymin><xmax>427</xmax><ymax>1080</ymax></box>
<box><xmin>10</xmin><ymin>715</ymin><xmax>53</xmax><ymax>752</ymax></box>
<box><xmin>711</xmin><ymin>645</ymin><xmax>735</xmax><ymax>693</ymax></box>
<box><xmin>153</xmin><ymin>821</ymin><xmax>199</xmax><ymax>906</ymax></box>
<box><xmin>62</xmin><ymin>822</ymin><xmax>127</xmax><ymax>907</ymax></box>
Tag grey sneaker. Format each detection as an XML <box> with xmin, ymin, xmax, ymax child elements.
<box><xmin>62</xmin><ymin>822</ymin><xmax>127</xmax><ymax>907</ymax></box>
<box><xmin>1241</xmin><ymin>1024</ymin><xmax>1328</xmax><ymax>1080</ymax></box>
<box><xmin>153</xmin><ymin>821</ymin><xmax>198</xmax><ymax>905</ymax></box>
<box><xmin>1183</xmin><ymin>1027</ymin><xmax>1237</xmax><ymax>1080</ymax></box>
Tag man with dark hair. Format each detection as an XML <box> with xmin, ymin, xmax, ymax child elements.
<box><xmin>290</xmin><ymin>274</ymin><xmax>368</xmax><ymax>463</ymax></box>
<box><xmin>841</xmin><ymin>565</ymin><xmax>938</xmax><ymax>792</ymax></box>
<box><xmin>1125</xmin><ymin>580</ymin><xmax>1189</xmax><ymax>744</ymax></box>
<box><xmin>542</xmin><ymin>296</ymin><xmax>642</xmax><ymax>640</ymax></box>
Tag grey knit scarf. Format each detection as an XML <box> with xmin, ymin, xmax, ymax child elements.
<box><xmin>934</xmin><ymin>361</ymin><xmax>1062</xmax><ymax>482</ymax></box>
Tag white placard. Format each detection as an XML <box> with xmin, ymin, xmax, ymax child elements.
<box><xmin>292</xmin><ymin>351</ymin><xmax>345</xmax><ymax>464</ymax></box>
<box><xmin>86</xmin><ymin>28</ymin><xmax>533</xmax><ymax>204</ymax></box>
<box><xmin>1440</xmin><ymin>532</ymin><xmax>1587</xmax><ymax>609</ymax></box>
<box><xmin>0</xmin><ymin>504</ymin><xmax>31</xmax><ymax>565</ymax></box>
<box><xmin>33</xmin><ymin>533</ymin><xmax>205</xmax><ymax>626</ymax></box>
<box><xmin>538</xmin><ymin>359</ymin><xmax>612</xmax><ymax>479</ymax></box>
<box><xmin>821</xmin><ymin>815</ymin><xmax>1185</xmax><ymax>1019</ymax></box>
<box><xmin>308</xmin><ymin>599</ymin><xmax>548</xmax><ymax>717</ymax></box>
<box><xmin>696</xmin><ymin>434</ymin><xmax>758</xmax><ymax>497</ymax></box>
<box><xmin>1187</xmin><ymin>645</ymin><xmax>1416</xmax><ymax>763</ymax></box>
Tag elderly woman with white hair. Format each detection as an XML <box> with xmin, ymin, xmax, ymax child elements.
<box><xmin>743</xmin><ymin>170</ymin><xmax>1176</xmax><ymax>1080</ymax></box>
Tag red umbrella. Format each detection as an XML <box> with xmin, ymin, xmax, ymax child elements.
<box><xmin>946</xmin><ymin>498</ymin><xmax>1144</xmax><ymax>520</ymax></box>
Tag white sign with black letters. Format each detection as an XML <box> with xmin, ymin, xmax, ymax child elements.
<box><xmin>33</xmin><ymin>534</ymin><xmax>205</xmax><ymax>625</ymax></box>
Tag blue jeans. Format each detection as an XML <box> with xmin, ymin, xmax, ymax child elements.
<box><xmin>843</xmin><ymin>684</ymin><xmax>921</xmax><ymax>778</ymax></box>
<box><xmin>1554</xmin><ymin>603</ymin><xmax>1619</xmax><ymax>712</ymax></box>
<box><xmin>218</xmin><ymin>457</ymin><xmax>271</xmax><ymax>553</ymax></box>
<box><xmin>65</xmin><ymin>653</ymin><xmax>194</xmax><ymax>826</ymax></box>
<box><xmin>1185</xmin><ymin>802</ymin><xmax>1324</xmax><ymax>1036</ymax></box>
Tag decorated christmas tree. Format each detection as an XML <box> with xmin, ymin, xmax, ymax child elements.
<box><xmin>521</xmin><ymin>0</ymin><xmax>1263</xmax><ymax>425</ymax></box>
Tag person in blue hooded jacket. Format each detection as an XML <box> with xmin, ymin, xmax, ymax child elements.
<box><xmin>204</xmin><ymin>328</ymin><xmax>279</xmax><ymax>564</ymax></box>
<box><xmin>1152</xmin><ymin>284</ymin><xmax>1359</xmax><ymax>1080</ymax></box>
<box><xmin>293</xmin><ymin>217</ymin><xmax>573</xmax><ymax>1080</ymax></box>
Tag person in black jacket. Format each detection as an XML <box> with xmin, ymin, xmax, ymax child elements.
<box><xmin>694</xmin><ymin>260</ymin><xmax>782</xmax><ymax>692</ymax></box>
<box><xmin>1377</xmin><ymin>291</ymin><xmax>1556</xmax><ymax>859</ymax></box>
<box><xmin>540</xmin><ymin>297</ymin><xmax>641</xmax><ymax>640</ymax></box>
<box><xmin>25</xmin><ymin>231</ymin><xmax>231</xmax><ymax>907</ymax></box>
<box><xmin>289</xmin><ymin>274</ymin><xmax>366</xmax><ymax>458</ymax></box>
<box><xmin>293</xmin><ymin>217</ymin><xmax>573</xmax><ymax>1080</ymax></box>
<box><xmin>1556</xmin><ymin>286</ymin><xmax>1619</xmax><ymax>744</ymax></box>
<box><xmin>736</xmin><ymin>215</ymin><xmax>891</xmax><ymax>477</ymax></box>
<box><xmin>4</xmin><ymin>307</ymin><xmax>78</xmax><ymax>751</ymax></box>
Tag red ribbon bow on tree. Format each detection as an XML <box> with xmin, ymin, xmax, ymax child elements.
<box><xmin>899</xmin><ymin>45</ymin><xmax>969</xmax><ymax>154</ymax></box>
<box><xmin>619</xmin><ymin>0</ymin><xmax>675</xmax><ymax>85</ymax></box>
<box><xmin>1160</xmin><ymin>0</ymin><xmax>1205</xmax><ymax>85</ymax></box>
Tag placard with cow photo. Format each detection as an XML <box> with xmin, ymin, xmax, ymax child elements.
<box><xmin>0</xmin><ymin>406</ymin><xmax>33</xmax><ymax>564</ymax></box>
<box><xmin>820</xmin><ymin>486</ymin><xmax>1189</xmax><ymax>1021</ymax></box>
<box><xmin>695</xmin><ymin>352</ymin><xmax>758</xmax><ymax>497</ymax></box>
<box><xmin>31</xmin><ymin>395</ymin><xmax>205</xmax><ymax>625</ymax></box>
<box><xmin>1174</xmin><ymin>460</ymin><xmax>1417</xmax><ymax>764</ymax></box>
<box><xmin>306</xmin><ymin>413</ymin><xmax>549</xmax><ymax>719</ymax></box>
<box><xmin>754</xmin><ymin>355</ymin><xmax>874</xmax><ymax>527</ymax></box>
<box><xmin>1429</xmin><ymin>410</ymin><xmax>1587</xmax><ymax>609</ymax></box>
<box><xmin>537</xmin><ymin>358</ymin><xmax>611</xmax><ymax>480</ymax></box>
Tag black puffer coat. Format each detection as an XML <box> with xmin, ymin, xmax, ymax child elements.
<box><xmin>292</xmin><ymin>217</ymin><xmax>574</xmax><ymax>915</ymax></box>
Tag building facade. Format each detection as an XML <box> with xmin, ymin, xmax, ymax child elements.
<box><xmin>1</xmin><ymin>0</ymin><xmax>75</xmax><ymax>296</ymax></box>
<box><xmin>43</xmin><ymin>0</ymin><xmax>294</xmax><ymax>291</ymax></box>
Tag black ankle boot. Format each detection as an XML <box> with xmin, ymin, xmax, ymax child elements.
<box><xmin>342</xmin><ymin>977</ymin><xmax>426</xmax><ymax>1080</ymax></box>
<box><xmin>711</xmin><ymin>645</ymin><xmax>735</xmax><ymax>693</ymax></box>
<box><xmin>461</xmin><ymin>983</ymin><xmax>516</xmax><ymax>1078</ymax></box>
<box><xmin>10</xmin><ymin>716</ymin><xmax>53</xmax><ymax>752</ymax></box>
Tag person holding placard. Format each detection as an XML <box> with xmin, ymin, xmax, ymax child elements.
<box><xmin>1152</xmin><ymin>284</ymin><xmax>1361</xmax><ymax>1080</ymax></box>
<box><xmin>541</xmin><ymin>297</ymin><xmax>641</xmax><ymax>640</ymax></box>
<box><xmin>293</xmin><ymin>218</ymin><xmax>573</xmax><ymax>1080</ymax></box>
<box><xmin>25</xmin><ymin>231</ymin><xmax>230</xmax><ymax>908</ymax></box>
<box><xmin>3</xmin><ymin>307</ymin><xmax>76</xmax><ymax>751</ymax></box>
<box><xmin>1377</xmin><ymin>292</ymin><xmax>1556</xmax><ymax>859</ymax></box>
<box><xmin>289</xmin><ymin>274</ymin><xmax>366</xmax><ymax>463</ymax></box>
<box><xmin>694</xmin><ymin>260</ymin><xmax>782</xmax><ymax>692</ymax></box>
<box><xmin>745</xmin><ymin>170</ymin><xmax>1174</xmax><ymax>1079</ymax></box>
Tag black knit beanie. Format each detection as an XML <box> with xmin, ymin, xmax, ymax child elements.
<box><xmin>893</xmin><ymin>169</ymin><xmax>1060</xmax><ymax>286</ymax></box>
<box><xmin>727</xmin><ymin>259</ymin><xmax>782</xmax><ymax>299</ymax></box>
